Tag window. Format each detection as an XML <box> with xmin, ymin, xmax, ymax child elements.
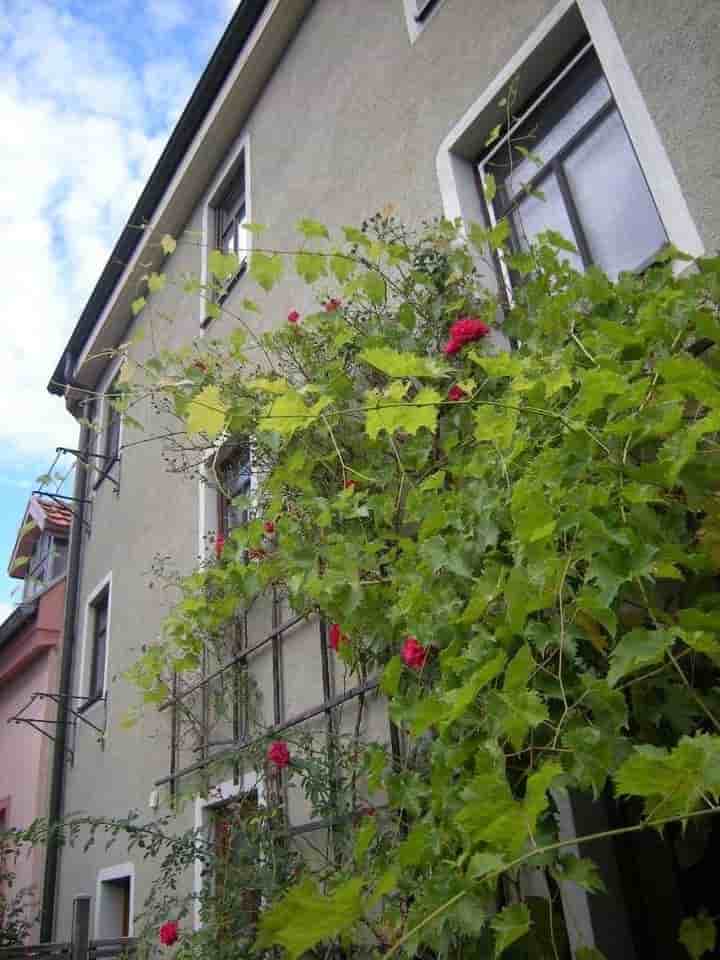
<box><xmin>210</xmin><ymin>162</ymin><xmax>247</xmax><ymax>310</ymax></box>
<box><xmin>480</xmin><ymin>44</ymin><xmax>667</xmax><ymax>284</ymax></box>
<box><xmin>104</xmin><ymin>382</ymin><xmax>121</xmax><ymax>464</ymax></box>
<box><xmin>211</xmin><ymin>793</ymin><xmax>260</xmax><ymax>937</ymax></box>
<box><xmin>88</xmin><ymin>589</ymin><xmax>109</xmax><ymax>703</ymax></box>
<box><xmin>95</xmin><ymin>864</ymin><xmax>134</xmax><ymax>939</ymax></box>
<box><xmin>22</xmin><ymin>532</ymin><xmax>68</xmax><ymax>600</ymax></box>
<box><xmin>216</xmin><ymin>445</ymin><xmax>252</xmax><ymax>538</ymax></box>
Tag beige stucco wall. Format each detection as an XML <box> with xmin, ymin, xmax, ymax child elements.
<box><xmin>53</xmin><ymin>0</ymin><xmax>719</xmax><ymax>939</ymax></box>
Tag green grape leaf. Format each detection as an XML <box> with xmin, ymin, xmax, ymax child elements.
<box><xmin>131</xmin><ymin>296</ymin><xmax>146</xmax><ymax>316</ymax></box>
<box><xmin>491</xmin><ymin>903</ymin><xmax>530</xmax><ymax>957</ymax></box>
<box><xmin>250</xmin><ymin>251</ymin><xmax>283</xmax><ymax>290</ymax></box>
<box><xmin>381</xmin><ymin>655</ymin><xmax>402</xmax><ymax>696</ymax></box>
<box><xmin>607</xmin><ymin>628</ymin><xmax>673</xmax><ymax>687</ymax></box>
<box><xmin>259</xmin><ymin>390</ymin><xmax>332</xmax><ymax>437</ymax></box>
<box><xmin>147</xmin><ymin>272</ymin><xmax>166</xmax><ymax>293</ymax></box>
<box><xmin>297</xmin><ymin>218</ymin><xmax>329</xmax><ymax>240</ymax></box>
<box><xmin>679</xmin><ymin>912</ymin><xmax>717</xmax><ymax>960</ymax></box>
<box><xmin>330</xmin><ymin>251</ymin><xmax>354</xmax><ymax>281</ymax></box>
<box><xmin>209</xmin><ymin>249</ymin><xmax>240</xmax><ymax>281</ymax></box>
<box><xmin>360</xmin><ymin>270</ymin><xmax>386</xmax><ymax>304</ymax></box>
<box><xmin>255</xmin><ymin>877</ymin><xmax>364</xmax><ymax>960</ymax></box>
<box><xmin>185</xmin><ymin>385</ymin><xmax>227</xmax><ymax>439</ymax></box>
<box><xmin>365</xmin><ymin>383</ymin><xmax>441</xmax><ymax>439</ymax></box>
<box><xmin>553</xmin><ymin>855</ymin><xmax>606</xmax><ymax>893</ymax></box>
<box><xmin>359</xmin><ymin>347</ymin><xmax>448</xmax><ymax>379</ymax></box>
<box><xmin>483</xmin><ymin>172</ymin><xmax>497</xmax><ymax>202</ymax></box>
<box><xmin>295</xmin><ymin>251</ymin><xmax>327</xmax><ymax>283</ymax></box>
<box><xmin>615</xmin><ymin>735</ymin><xmax>720</xmax><ymax>818</ymax></box>
<box><xmin>353</xmin><ymin>816</ymin><xmax>377</xmax><ymax>861</ymax></box>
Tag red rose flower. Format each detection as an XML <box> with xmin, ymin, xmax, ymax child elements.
<box><xmin>443</xmin><ymin>316</ymin><xmax>491</xmax><ymax>355</ymax></box>
<box><xmin>329</xmin><ymin>623</ymin><xmax>349</xmax><ymax>652</ymax></box>
<box><xmin>325</xmin><ymin>298</ymin><xmax>342</xmax><ymax>312</ymax></box>
<box><xmin>267</xmin><ymin>740</ymin><xmax>291</xmax><ymax>768</ymax></box>
<box><xmin>448</xmin><ymin>384</ymin><xmax>467</xmax><ymax>402</ymax></box>
<box><xmin>214</xmin><ymin>534</ymin><xmax>225</xmax><ymax>559</ymax></box>
<box><xmin>401</xmin><ymin>635</ymin><xmax>429</xmax><ymax>670</ymax></box>
<box><xmin>288</xmin><ymin>310</ymin><xmax>300</xmax><ymax>324</ymax></box>
<box><xmin>159</xmin><ymin>921</ymin><xmax>179</xmax><ymax>947</ymax></box>
<box><xmin>263</xmin><ymin>520</ymin><xmax>275</xmax><ymax>535</ymax></box>
<box><xmin>344</xmin><ymin>479</ymin><xmax>356</xmax><ymax>491</ymax></box>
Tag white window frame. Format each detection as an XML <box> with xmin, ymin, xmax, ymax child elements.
<box><xmin>78</xmin><ymin>572</ymin><xmax>112</xmax><ymax>713</ymax></box>
<box><xmin>192</xmin><ymin>772</ymin><xmax>264</xmax><ymax>931</ymax></box>
<box><xmin>199</xmin><ymin>133</ymin><xmax>252</xmax><ymax>330</ymax></box>
<box><xmin>402</xmin><ymin>0</ymin><xmax>444</xmax><ymax>44</ymax></box>
<box><xmin>436</xmin><ymin>0</ymin><xmax>703</xmax><ymax>292</ymax></box>
<box><xmin>95</xmin><ymin>862</ymin><xmax>135</xmax><ymax>939</ymax></box>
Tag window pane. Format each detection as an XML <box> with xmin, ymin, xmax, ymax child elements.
<box><xmin>563</xmin><ymin>109</ymin><xmax>667</xmax><ymax>278</ymax></box>
<box><xmin>504</xmin><ymin>74</ymin><xmax>611</xmax><ymax>200</ymax></box>
<box><xmin>511</xmin><ymin>173</ymin><xmax>583</xmax><ymax>270</ymax></box>
<box><xmin>92</xmin><ymin>628</ymin><xmax>106</xmax><ymax>698</ymax></box>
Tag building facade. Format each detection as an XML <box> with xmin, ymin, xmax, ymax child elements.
<box><xmin>0</xmin><ymin>496</ymin><xmax>70</xmax><ymax>939</ymax></box>
<box><xmin>42</xmin><ymin>0</ymin><xmax>718</xmax><ymax>955</ymax></box>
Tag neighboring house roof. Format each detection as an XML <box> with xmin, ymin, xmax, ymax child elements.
<box><xmin>47</xmin><ymin>0</ymin><xmax>270</xmax><ymax>397</ymax></box>
<box><xmin>0</xmin><ymin>601</ymin><xmax>38</xmax><ymax>652</ymax></box>
<box><xmin>8</xmin><ymin>496</ymin><xmax>72</xmax><ymax>580</ymax></box>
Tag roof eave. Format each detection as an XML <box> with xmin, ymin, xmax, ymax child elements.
<box><xmin>47</xmin><ymin>0</ymin><xmax>272</xmax><ymax>398</ymax></box>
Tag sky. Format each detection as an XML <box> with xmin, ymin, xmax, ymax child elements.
<box><xmin>0</xmin><ymin>0</ymin><xmax>237</xmax><ymax>619</ymax></box>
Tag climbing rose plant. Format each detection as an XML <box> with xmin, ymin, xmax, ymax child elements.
<box><xmin>122</xmin><ymin>213</ymin><xmax>720</xmax><ymax>959</ymax></box>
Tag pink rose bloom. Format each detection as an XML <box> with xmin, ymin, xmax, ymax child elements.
<box><xmin>443</xmin><ymin>316</ymin><xmax>491</xmax><ymax>355</ymax></box>
<box><xmin>267</xmin><ymin>740</ymin><xmax>291</xmax><ymax>768</ymax></box>
<box><xmin>159</xmin><ymin>921</ymin><xmax>179</xmax><ymax>947</ymax></box>
<box><xmin>288</xmin><ymin>310</ymin><xmax>300</xmax><ymax>324</ymax></box>
<box><xmin>401</xmin><ymin>636</ymin><xmax>429</xmax><ymax>670</ymax></box>
<box><xmin>448</xmin><ymin>384</ymin><xmax>467</xmax><ymax>402</ymax></box>
<box><xmin>329</xmin><ymin>623</ymin><xmax>349</xmax><ymax>652</ymax></box>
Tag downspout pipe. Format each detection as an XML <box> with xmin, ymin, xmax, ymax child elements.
<box><xmin>40</xmin><ymin>424</ymin><xmax>88</xmax><ymax>942</ymax></box>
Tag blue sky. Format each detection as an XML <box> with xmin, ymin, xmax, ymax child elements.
<box><xmin>0</xmin><ymin>0</ymin><xmax>235</xmax><ymax>618</ymax></box>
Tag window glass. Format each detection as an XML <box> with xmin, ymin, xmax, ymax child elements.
<box><xmin>104</xmin><ymin>380</ymin><xmax>121</xmax><ymax>464</ymax></box>
<box><xmin>563</xmin><ymin>109</ymin><xmax>667</xmax><ymax>277</ymax></box>
<box><xmin>218</xmin><ymin>447</ymin><xmax>252</xmax><ymax>536</ymax></box>
<box><xmin>89</xmin><ymin>592</ymin><xmax>108</xmax><ymax>701</ymax></box>
<box><xmin>510</xmin><ymin>174</ymin><xmax>583</xmax><ymax>270</ymax></box>
<box><xmin>503</xmin><ymin>74</ymin><xmax>611</xmax><ymax>200</ymax></box>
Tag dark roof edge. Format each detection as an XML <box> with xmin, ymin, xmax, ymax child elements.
<box><xmin>47</xmin><ymin>0</ymin><xmax>271</xmax><ymax>397</ymax></box>
<box><xmin>0</xmin><ymin>601</ymin><xmax>39</xmax><ymax>651</ymax></box>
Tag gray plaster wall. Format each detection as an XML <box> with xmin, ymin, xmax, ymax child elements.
<box><xmin>53</xmin><ymin>0</ymin><xmax>718</xmax><ymax>939</ymax></box>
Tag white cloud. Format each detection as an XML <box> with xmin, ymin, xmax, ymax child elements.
<box><xmin>0</xmin><ymin>0</ymin><xmax>222</xmax><ymax>465</ymax></box>
<box><xmin>146</xmin><ymin>0</ymin><xmax>192</xmax><ymax>32</ymax></box>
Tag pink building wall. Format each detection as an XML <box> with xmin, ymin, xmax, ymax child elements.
<box><xmin>0</xmin><ymin>579</ymin><xmax>64</xmax><ymax>939</ymax></box>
